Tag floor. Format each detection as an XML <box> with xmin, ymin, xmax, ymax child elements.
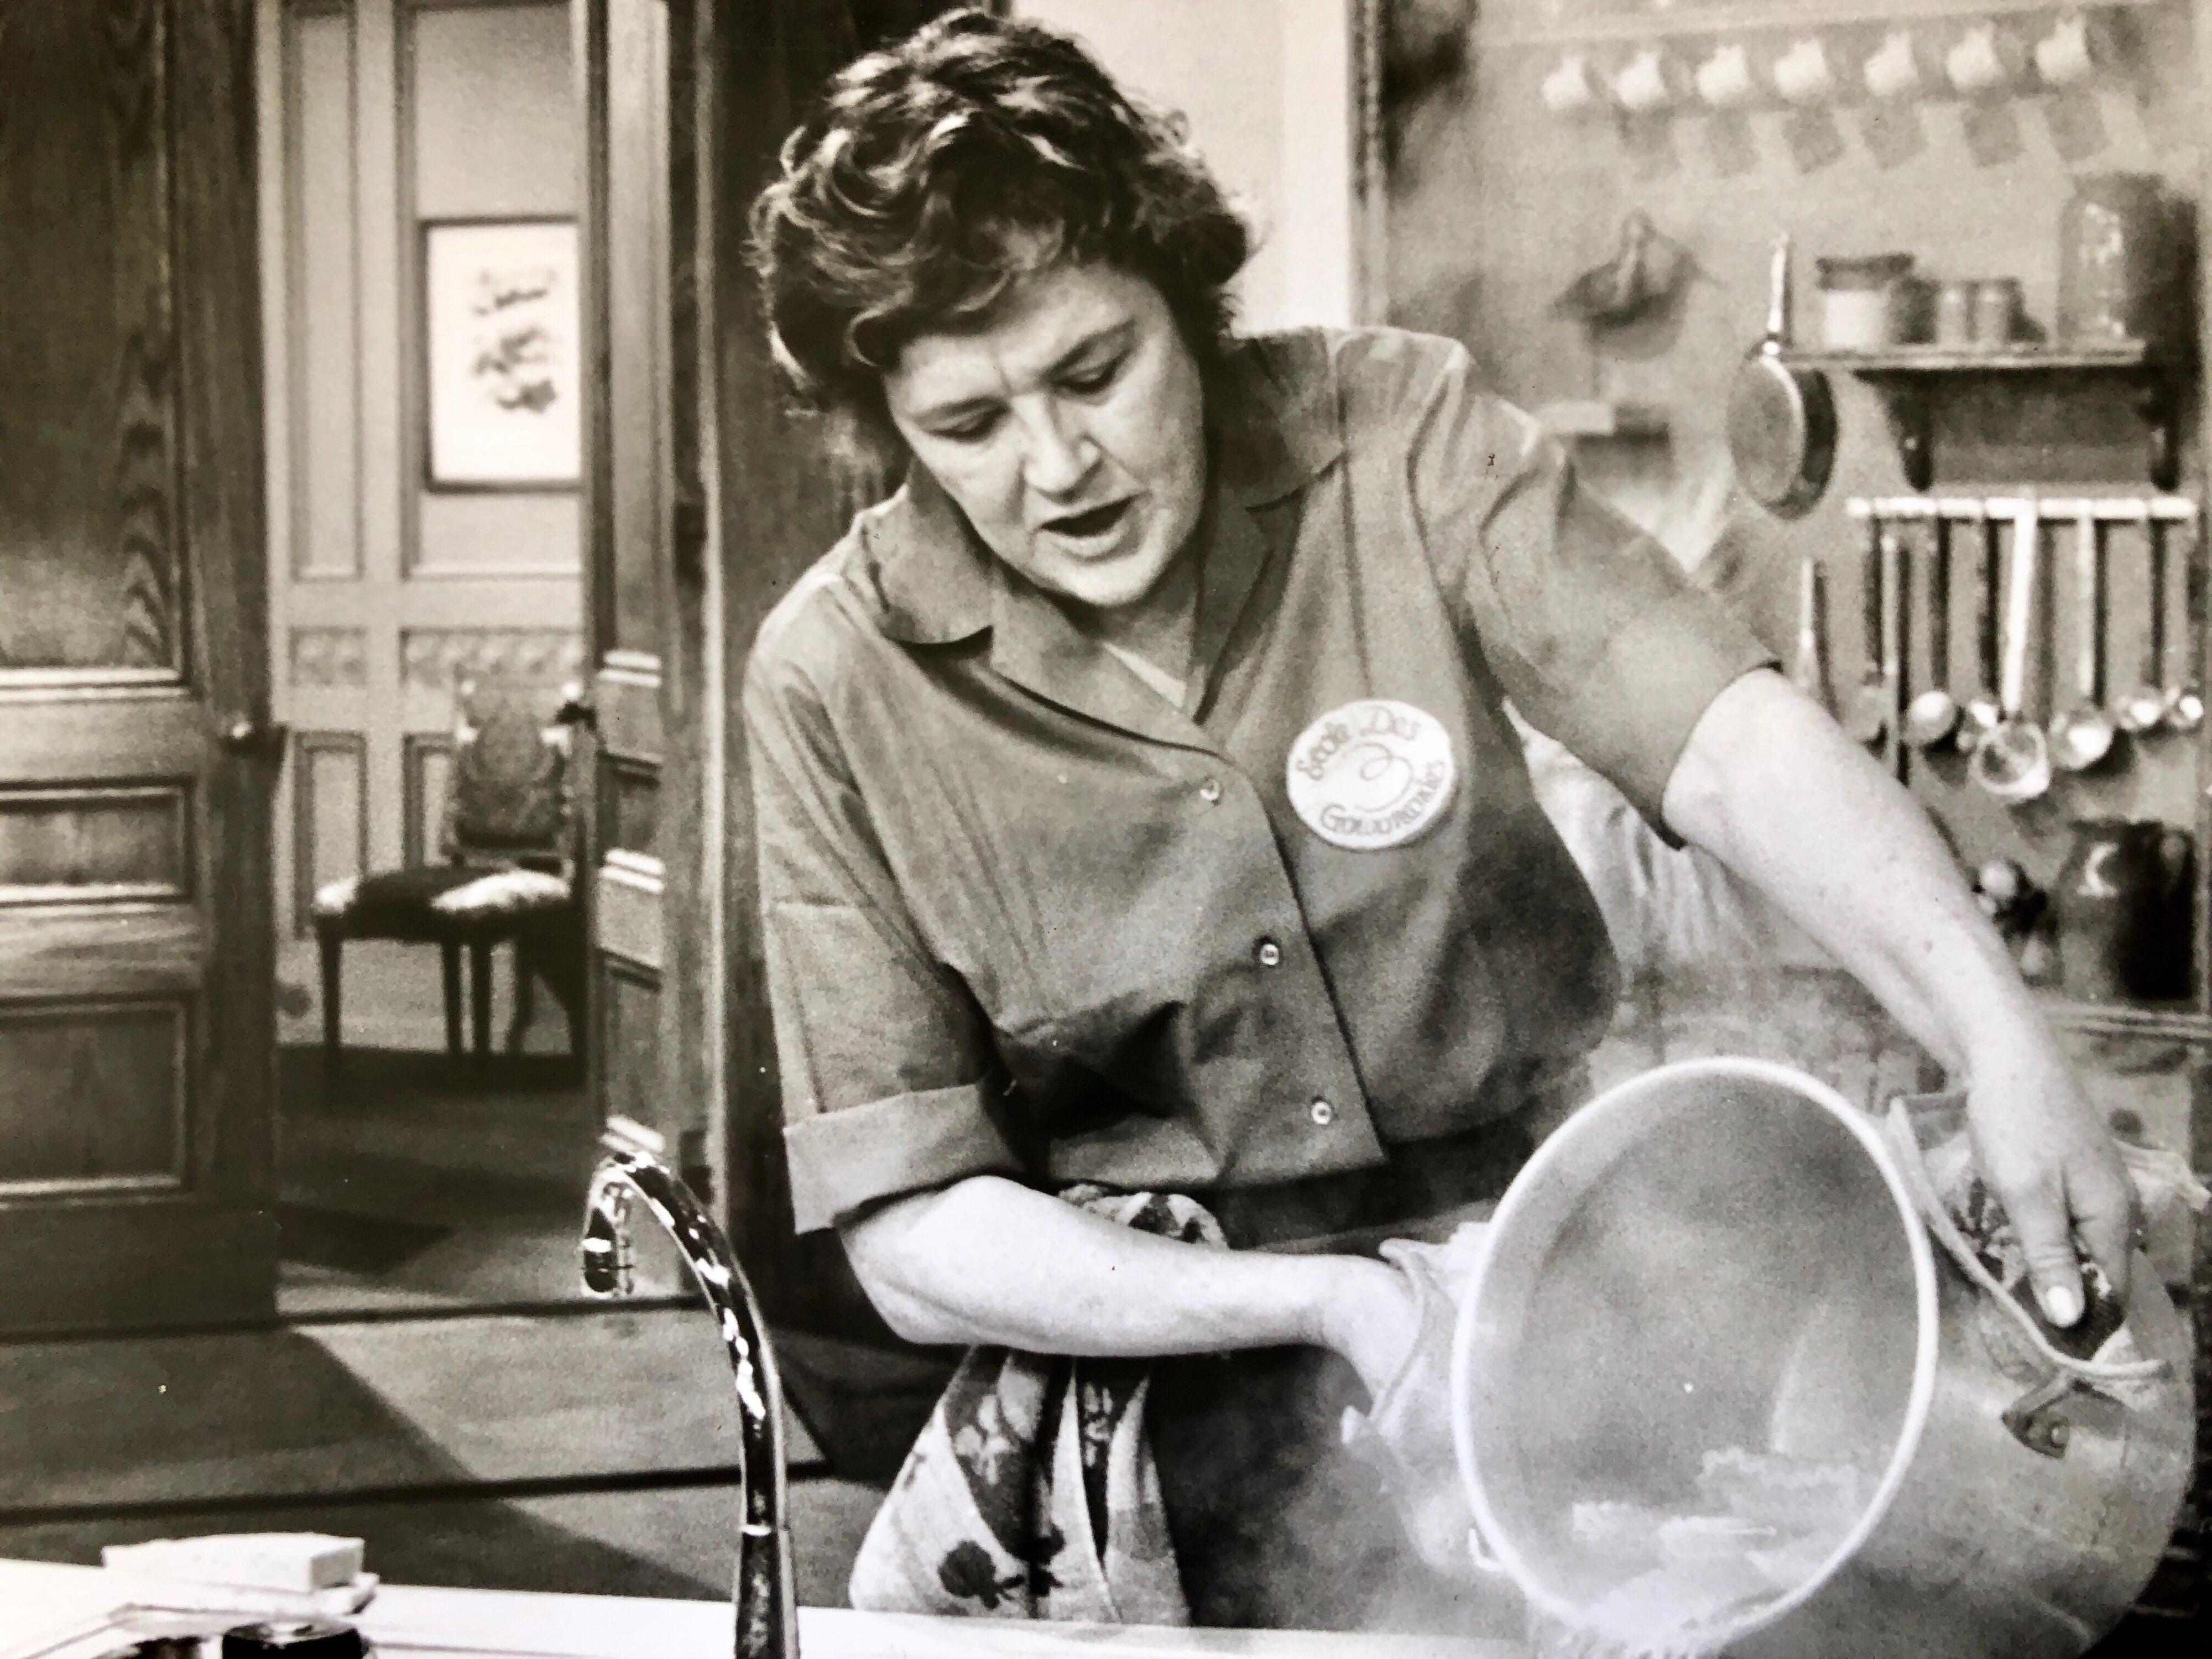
<box><xmin>274</xmin><ymin>1044</ymin><xmax>661</xmax><ymax>1315</ymax></box>
<box><xmin>0</xmin><ymin>1043</ymin><xmax>892</xmax><ymax>1609</ymax></box>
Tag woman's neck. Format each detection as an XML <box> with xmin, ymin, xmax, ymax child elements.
<box><xmin>1083</xmin><ymin>542</ymin><xmax>1199</xmax><ymax>688</ymax></box>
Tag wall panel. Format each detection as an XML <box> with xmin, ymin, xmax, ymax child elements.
<box><xmin>290</xmin><ymin>8</ymin><xmax>361</xmax><ymax>582</ymax></box>
<box><xmin>291</xmin><ymin>731</ymin><xmax>367</xmax><ymax>936</ymax></box>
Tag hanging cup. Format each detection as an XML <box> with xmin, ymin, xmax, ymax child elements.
<box><xmin>1864</xmin><ymin>30</ymin><xmax>1924</xmax><ymax>101</ymax></box>
<box><xmin>1614</xmin><ymin>48</ymin><xmax>1678</xmax><ymax>115</ymax></box>
<box><xmin>1947</xmin><ymin>23</ymin><xmax>2024</xmax><ymax>96</ymax></box>
<box><xmin>2034</xmin><ymin>14</ymin><xmax>2100</xmax><ymax>87</ymax></box>
<box><xmin>1773</xmin><ymin>37</ymin><xmax>1838</xmax><ymax>106</ymax></box>
<box><xmin>1540</xmin><ymin>53</ymin><xmax>1600</xmax><ymax>115</ymax></box>
<box><xmin>1695</xmin><ymin>43</ymin><xmax>1757</xmax><ymax>109</ymax></box>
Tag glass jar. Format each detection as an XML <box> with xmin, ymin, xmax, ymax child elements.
<box><xmin>2057</xmin><ymin>172</ymin><xmax>2170</xmax><ymax>345</ymax></box>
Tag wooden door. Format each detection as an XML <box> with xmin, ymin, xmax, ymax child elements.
<box><xmin>0</xmin><ymin>0</ymin><xmax>279</xmax><ymax>1334</ymax></box>
<box><xmin>575</xmin><ymin>0</ymin><xmax>718</xmax><ymax>1197</ymax></box>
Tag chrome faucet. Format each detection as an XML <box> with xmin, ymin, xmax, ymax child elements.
<box><xmin>582</xmin><ymin>1148</ymin><xmax>798</xmax><ymax>1658</ymax></box>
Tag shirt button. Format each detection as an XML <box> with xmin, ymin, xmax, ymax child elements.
<box><xmin>1198</xmin><ymin>776</ymin><xmax>1224</xmax><ymax>804</ymax></box>
<box><xmin>1256</xmin><ymin>938</ymin><xmax>1282</xmax><ymax>968</ymax></box>
<box><xmin>1309</xmin><ymin>1098</ymin><xmax>1335</xmax><ymax>1127</ymax></box>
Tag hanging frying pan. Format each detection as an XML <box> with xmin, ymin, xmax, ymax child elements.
<box><xmin>1728</xmin><ymin>234</ymin><xmax>1837</xmax><ymax>520</ymax></box>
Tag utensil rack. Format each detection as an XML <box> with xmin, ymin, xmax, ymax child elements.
<box><xmin>1839</xmin><ymin>491</ymin><xmax>2209</xmax><ymax>1028</ymax></box>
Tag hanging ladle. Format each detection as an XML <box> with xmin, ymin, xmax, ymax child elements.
<box><xmin>1841</xmin><ymin>518</ymin><xmax>1891</xmax><ymax>748</ymax></box>
<box><xmin>1790</xmin><ymin>552</ymin><xmax>1833</xmax><ymax>712</ymax></box>
<box><xmin>2159</xmin><ymin>514</ymin><xmax>2203</xmax><ymax>733</ymax></box>
<box><xmin>1959</xmin><ymin>507</ymin><xmax>2004</xmax><ymax>753</ymax></box>
<box><xmin>2115</xmin><ymin>504</ymin><xmax>2171</xmax><ymax>737</ymax></box>
<box><xmin>2049</xmin><ymin>508</ymin><xmax>2115</xmax><ymax>773</ymax></box>
<box><xmin>1970</xmin><ymin>500</ymin><xmax>2053</xmax><ymax>804</ymax></box>
<box><xmin>1903</xmin><ymin>513</ymin><xmax>1963</xmax><ymax>750</ymax></box>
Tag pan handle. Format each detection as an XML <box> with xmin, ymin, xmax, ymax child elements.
<box><xmin>1765</xmin><ymin>233</ymin><xmax>1794</xmax><ymax>349</ymax></box>
<box><xmin>1792</xmin><ymin>555</ymin><xmax>1825</xmax><ymax>705</ymax></box>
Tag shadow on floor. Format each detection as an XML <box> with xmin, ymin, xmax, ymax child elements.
<box><xmin>275</xmin><ymin>1045</ymin><xmax>652</xmax><ymax>1314</ymax></box>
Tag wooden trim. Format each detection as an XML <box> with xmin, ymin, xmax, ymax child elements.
<box><xmin>0</xmin><ymin>668</ymin><xmax>188</xmax><ymax>699</ymax></box>
<box><xmin>0</xmin><ymin>998</ymin><xmax>194</xmax><ymax>1201</ymax></box>
<box><xmin>594</xmin><ymin>853</ymin><xmax>664</xmax><ymax>972</ymax></box>
<box><xmin>2195</xmin><ymin>0</ymin><xmax>2212</xmax><ymax>1020</ymax></box>
<box><xmin>0</xmin><ymin>786</ymin><xmax>195</xmax><ymax>909</ymax></box>
<box><xmin>401</xmin><ymin>731</ymin><xmax>455</xmax><ymax>865</ymax></box>
<box><xmin>290</xmin><ymin>730</ymin><xmax>368</xmax><ymax>935</ymax></box>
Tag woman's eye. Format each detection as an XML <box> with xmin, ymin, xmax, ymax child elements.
<box><xmin>1062</xmin><ymin>358</ymin><xmax>1121</xmax><ymax>395</ymax></box>
<box><xmin>932</xmin><ymin>411</ymin><xmax>1000</xmax><ymax>443</ymax></box>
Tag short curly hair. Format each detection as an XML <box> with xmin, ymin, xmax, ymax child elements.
<box><xmin>748</xmin><ymin>8</ymin><xmax>1251</xmax><ymax>436</ymax></box>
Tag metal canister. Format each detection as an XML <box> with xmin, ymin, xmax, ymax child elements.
<box><xmin>1933</xmin><ymin>280</ymin><xmax>1976</xmax><ymax>347</ymax></box>
<box><xmin>1973</xmin><ymin>278</ymin><xmax>2023</xmax><ymax>346</ymax></box>
<box><xmin>1451</xmin><ymin>1057</ymin><xmax>2194</xmax><ymax>1659</ymax></box>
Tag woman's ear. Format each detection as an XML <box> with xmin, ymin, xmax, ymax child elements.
<box><xmin>825</xmin><ymin>405</ymin><xmax>911</xmax><ymax>517</ymax></box>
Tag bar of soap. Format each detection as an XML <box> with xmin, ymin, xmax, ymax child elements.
<box><xmin>102</xmin><ymin>1533</ymin><xmax>366</xmax><ymax>1593</ymax></box>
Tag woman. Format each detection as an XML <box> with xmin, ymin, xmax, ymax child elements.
<box><xmin>744</xmin><ymin>9</ymin><xmax>2136</xmax><ymax>1631</ymax></box>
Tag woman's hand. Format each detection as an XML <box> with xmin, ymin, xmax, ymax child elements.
<box><xmin>1663</xmin><ymin>672</ymin><xmax>2141</xmax><ymax>1331</ymax></box>
<box><xmin>1965</xmin><ymin>1027</ymin><xmax>2140</xmax><ymax>1325</ymax></box>
<box><xmin>1312</xmin><ymin>1255</ymin><xmax>1421</xmax><ymax>1400</ymax></box>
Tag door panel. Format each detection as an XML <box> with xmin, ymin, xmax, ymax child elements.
<box><xmin>0</xmin><ymin>0</ymin><xmax>277</xmax><ymax>1333</ymax></box>
<box><xmin>578</xmin><ymin>0</ymin><xmax>695</xmax><ymax>1178</ymax></box>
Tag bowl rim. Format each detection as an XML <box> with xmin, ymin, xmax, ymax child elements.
<box><xmin>1448</xmin><ymin>1055</ymin><xmax>1942</xmax><ymax>1642</ymax></box>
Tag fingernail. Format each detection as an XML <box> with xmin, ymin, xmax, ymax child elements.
<box><xmin>2042</xmin><ymin>1285</ymin><xmax>2081</xmax><ymax>1327</ymax></box>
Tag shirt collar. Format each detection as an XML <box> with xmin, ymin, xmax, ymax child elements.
<box><xmin>849</xmin><ymin>331</ymin><xmax>1345</xmax><ymax>648</ymax></box>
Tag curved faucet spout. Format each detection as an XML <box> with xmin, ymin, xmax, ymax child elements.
<box><xmin>582</xmin><ymin>1149</ymin><xmax>797</xmax><ymax>1659</ymax></box>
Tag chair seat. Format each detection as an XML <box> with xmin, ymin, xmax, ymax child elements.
<box><xmin>314</xmin><ymin>865</ymin><xmax>573</xmax><ymax>940</ymax></box>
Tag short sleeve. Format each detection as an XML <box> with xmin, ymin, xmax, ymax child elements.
<box><xmin>743</xmin><ymin>638</ymin><xmax>1025</xmax><ymax>1234</ymax></box>
<box><xmin>1398</xmin><ymin>339</ymin><xmax>1776</xmax><ymax>839</ymax></box>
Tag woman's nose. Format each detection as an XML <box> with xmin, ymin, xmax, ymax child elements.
<box><xmin>1019</xmin><ymin>406</ymin><xmax>1098</xmax><ymax>497</ymax></box>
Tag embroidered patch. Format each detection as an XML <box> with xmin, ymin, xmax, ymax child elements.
<box><xmin>1285</xmin><ymin>698</ymin><xmax>1457</xmax><ymax>851</ymax></box>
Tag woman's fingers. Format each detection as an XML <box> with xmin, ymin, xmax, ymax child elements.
<box><xmin>2005</xmin><ymin>1171</ymin><xmax>2090</xmax><ymax>1328</ymax></box>
<box><xmin>2066</xmin><ymin>1154</ymin><xmax>2142</xmax><ymax>1309</ymax></box>
<box><xmin>1972</xmin><ymin>1075</ymin><xmax>2136</xmax><ymax>1328</ymax></box>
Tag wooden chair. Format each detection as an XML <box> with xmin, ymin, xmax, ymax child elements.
<box><xmin>311</xmin><ymin>677</ymin><xmax>585</xmax><ymax>1077</ymax></box>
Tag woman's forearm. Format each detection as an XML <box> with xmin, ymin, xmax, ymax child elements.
<box><xmin>1659</xmin><ymin>669</ymin><xmax>2041</xmax><ymax>1071</ymax></box>
<box><xmin>841</xmin><ymin>1174</ymin><xmax>1407</xmax><ymax>1382</ymax></box>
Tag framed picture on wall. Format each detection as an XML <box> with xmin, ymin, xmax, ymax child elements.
<box><xmin>421</xmin><ymin>217</ymin><xmax>581</xmax><ymax>489</ymax></box>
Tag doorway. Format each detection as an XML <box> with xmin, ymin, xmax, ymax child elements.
<box><xmin>258</xmin><ymin>0</ymin><xmax>606</xmax><ymax>1316</ymax></box>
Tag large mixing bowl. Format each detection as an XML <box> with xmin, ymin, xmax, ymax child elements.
<box><xmin>1449</xmin><ymin>1057</ymin><xmax>2193</xmax><ymax>1658</ymax></box>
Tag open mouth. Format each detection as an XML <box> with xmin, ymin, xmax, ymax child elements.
<box><xmin>1042</xmin><ymin>499</ymin><xmax>1135</xmax><ymax>540</ymax></box>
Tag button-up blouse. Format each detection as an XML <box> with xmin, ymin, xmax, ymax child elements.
<box><xmin>744</xmin><ymin>327</ymin><xmax>1775</xmax><ymax>1237</ymax></box>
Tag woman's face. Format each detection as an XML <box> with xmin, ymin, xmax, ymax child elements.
<box><xmin>882</xmin><ymin>262</ymin><xmax>1208</xmax><ymax>614</ymax></box>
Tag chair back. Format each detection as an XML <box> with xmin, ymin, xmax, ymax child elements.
<box><xmin>443</xmin><ymin>676</ymin><xmax>572</xmax><ymax>863</ymax></box>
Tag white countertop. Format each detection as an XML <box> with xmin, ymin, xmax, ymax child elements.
<box><xmin>0</xmin><ymin>1559</ymin><xmax>1518</xmax><ymax>1659</ymax></box>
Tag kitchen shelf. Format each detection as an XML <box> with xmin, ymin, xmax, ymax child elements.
<box><xmin>1779</xmin><ymin>341</ymin><xmax>2182</xmax><ymax>491</ymax></box>
<box><xmin>1480</xmin><ymin>0</ymin><xmax>2166</xmax><ymax>50</ymax></box>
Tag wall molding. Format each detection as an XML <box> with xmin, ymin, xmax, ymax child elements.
<box><xmin>401</xmin><ymin>731</ymin><xmax>455</xmax><ymax>865</ymax></box>
<box><xmin>291</xmin><ymin>729</ymin><xmax>368</xmax><ymax>937</ymax></box>
<box><xmin>290</xmin><ymin>627</ymin><xmax>369</xmax><ymax>688</ymax></box>
<box><xmin>399</xmin><ymin>626</ymin><xmax>583</xmax><ymax>689</ymax></box>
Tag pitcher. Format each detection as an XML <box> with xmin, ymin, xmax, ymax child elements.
<box><xmin>2052</xmin><ymin>818</ymin><xmax>2193</xmax><ymax>1004</ymax></box>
